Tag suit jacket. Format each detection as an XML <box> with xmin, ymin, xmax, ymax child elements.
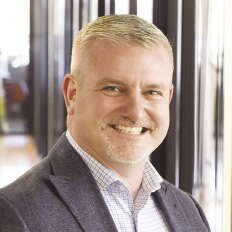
<box><xmin>0</xmin><ymin>134</ymin><xmax>210</xmax><ymax>232</ymax></box>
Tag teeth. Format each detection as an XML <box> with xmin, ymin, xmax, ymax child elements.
<box><xmin>114</xmin><ymin>125</ymin><xmax>143</xmax><ymax>134</ymax></box>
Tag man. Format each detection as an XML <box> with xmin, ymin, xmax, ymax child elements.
<box><xmin>0</xmin><ymin>15</ymin><xmax>210</xmax><ymax>232</ymax></box>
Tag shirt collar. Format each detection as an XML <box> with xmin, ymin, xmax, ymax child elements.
<box><xmin>66</xmin><ymin>130</ymin><xmax>163</xmax><ymax>194</ymax></box>
<box><xmin>66</xmin><ymin>130</ymin><xmax>118</xmax><ymax>189</ymax></box>
<box><xmin>142</xmin><ymin>161</ymin><xmax>163</xmax><ymax>193</ymax></box>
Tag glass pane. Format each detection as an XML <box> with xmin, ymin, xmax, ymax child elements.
<box><xmin>194</xmin><ymin>0</ymin><xmax>225</xmax><ymax>231</ymax></box>
<box><xmin>89</xmin><ymin>0</ymin><xmax>98</xmax><ymax>21</ymax></box>
<box><xmin>115</xmin><ymin>0</ymin><xmax>129</xmax><ymax>14</ymax></box>
<box><xmin>0</xmin><ymin>0</ymin><xmax>30</xmax><ymax>134</ymax></box>
<box><xmin>47</xmin><ymin>0</ymin><xmax>66</xmax><ymax>149</ymax></box>
<box><xmin>0</xmin><ymin>0</ymin><xmax>40</xmax><ymax>188</ymax></box>
<box><xmin>105</xmin><ymin>0</ymin><xmax>111</xmax><ymax>15</ymax></box>
<box><xmin>137</xmin><ymin>0</ymin><xmax>153</xmax><ymax>23</ymax></box>
<box><xmin>223</xmin><ymin>0</ymin><xmax>232</xmax><ymax>230</ymax></box>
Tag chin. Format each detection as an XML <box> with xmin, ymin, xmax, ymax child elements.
<box><xmin>101</xmin><ymin>133</ymin><xmax>154</xmax><ymax>165</ymax></box>
<box><xmin>111</xmin><ymin>154</ymin><xmax>149</xmax><ymax>165</ymax></box>
<box><xmin>105</xmin><ymin>145</ymin><xmax>150</xmax><ymax>165</ymax></box>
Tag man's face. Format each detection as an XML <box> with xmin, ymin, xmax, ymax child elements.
<box><xmin>65</xmin><ymin>40</ymin><xmax>173</xmax><ymax>168</ymax></box>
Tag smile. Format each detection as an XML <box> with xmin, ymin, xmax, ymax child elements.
<box><xmin>110</xmin><ymin>125</ymin><xmax>149</xmax><ymax>135</ymax></box>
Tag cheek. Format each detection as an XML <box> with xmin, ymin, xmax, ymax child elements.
<box><xmin>149</xmin><ymin>103</ymin><xmax>170</xmax><ymax>125</ymax></box>
<box><xmin>75</xmin><ymin>95</ymin><xmax>113</xmax><ymax>125</ymax></box>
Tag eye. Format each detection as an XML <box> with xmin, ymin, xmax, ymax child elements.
<box><xmin>102</xmin><ymin>86</ymin><xmax>121</xmax><ymax>92</ymax></box>
<box><xmin>145</xmin><ymin>90</ymin><xmax>162</xmax><ymax>96</ymax></box>
<box><xmin>101</xmin><ymin>85</ymin><xmax>123</xmax><ymax>96</ymax></box>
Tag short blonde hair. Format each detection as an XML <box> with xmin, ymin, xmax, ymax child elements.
<box><xmin>71</xmin><ymin>14</ymin><xmax>173</xmax><ymax>75</ymax></box>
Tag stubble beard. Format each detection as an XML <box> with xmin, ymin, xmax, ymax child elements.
<box><xmin>98</xmin><ymin>118</ymin><xmax>158</xmax><ymax>165</ymax></box>
<box><xmin>101</xmin><ymin>131</ymin><xmax>151</xmax><ymax>165</ymax></box>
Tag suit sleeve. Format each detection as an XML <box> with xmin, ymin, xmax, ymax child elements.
<box><xmin>189</xmin><ymin>194</ymin><xmax>211</xmax><ymax>232</ymax></box>
<box><xmin>0</xmin><ymin>193</ymin><xmax>30</xmax><ymax>232</ymax></box>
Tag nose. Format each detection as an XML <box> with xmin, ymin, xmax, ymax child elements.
<box><xmin>119</xmin><ymin>93</ymin><xmax>145</xmax><ymax>123</ymax></box>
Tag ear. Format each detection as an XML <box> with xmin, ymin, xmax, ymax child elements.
<box><xmin>63</xmin><ymin>74</ymin><xmax>77</xmax><ymax>115</ymax></box>
<box><xmin>169</xmin><ymin>84</ymin><xmax>174</xmax><ymax>103</ymax></box>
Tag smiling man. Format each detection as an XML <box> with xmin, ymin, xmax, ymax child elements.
<box><xmin>0</xmin><ymin>15</ymin><xmax>210</xmax><ymax>232</ymax></box>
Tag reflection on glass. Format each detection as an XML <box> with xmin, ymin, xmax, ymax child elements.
<box><xmin>47</xmin><ymin>0</ymin><xmax>66</xmax><ymax>149</ymax></box>
<box><xmin>105</xmin><ymin>0</ymin><xmax>111</xmax><ymax>15</ymax></box>
<box><xmin>115</xmin><ymin>0</ymin><xmax>129</xmax><ymax>14</ymax></box>
<box><xmin>0</xmin><ymin>0</ymin><xmax>40</xmax><ymax>189</ymax></box>
<box><xmin>82</xmin><ymin>0</ymin><xmax>90</xmax><ymax>27</ymax></box>
<box><xmin>89</xmin><ymin>0</ymin><xmax>98</xmax><ymax>21</ymax></box>
<box><xmin>0</xmin><ymin>0</ymin><xmax>30</xmax><ymax>134</ymax></box>
<box><xmin>223</xmin><ymin>0</ymin><xmax>232</xmax><ymax>231</ymax></box>
<box><xmin>194</xmin><ymin>0</ymin><xmax>225</xmax><ymax>231</ymax></box>
<box><xmin>137</xmin><ymin>0</ymin><xmax>153</xmax><ymax>23</ymax></box>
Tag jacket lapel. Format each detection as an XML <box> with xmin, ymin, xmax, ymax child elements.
<box><xmin>152</xmin><ymin>181</ymin><xmax>191</xmax><ymax>232</ymax></box>
<box><xmin>48</xmin><ymin>134</ymin><xmax>118</xmax><ymax>232</ymax></box>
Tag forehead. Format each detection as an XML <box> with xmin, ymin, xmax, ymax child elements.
<box><xmin>84</xmin><ymin>38</ymin><xmax>170</xmax><ymax>58</ymax></box>
<box><xmin>78</xmin><ymin>39</ymin><xmax>173</xmax><ymax>85</ymax></box>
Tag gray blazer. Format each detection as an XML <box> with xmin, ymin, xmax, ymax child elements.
<box><xmin>0</xmin><ymin>134</ymin><xmax>210</xmax><ymax>232</ymax></box>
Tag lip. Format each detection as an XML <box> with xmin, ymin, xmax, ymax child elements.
<box><xmin>110</xmin><ymin>124</ymin><xmax>150</xmax><ymax>132</ymax></box>
<box><xmin>107</xmin><ymin>124</ymin><xmax>150</xmax><ymax>139</ymax></box>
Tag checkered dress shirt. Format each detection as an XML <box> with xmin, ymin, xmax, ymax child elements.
<box><xmin>66</xmin><ymin>130</ymin><xmax>170</xmax><ymax>232</ymax></box>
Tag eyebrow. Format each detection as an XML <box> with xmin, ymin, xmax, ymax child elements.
<box><xmin>97</xmin><ymin>78</ymin><xmax>126</xmax><ymax>86</ymax></box>
<box><xmin>144</xmin><ymin>83</ymin><xmax>168</xmax><ymax>90</ymax></box>
<box><xmin>97</xmin><ymin>77</ymin><xmax>171</xmax><ymax>89</ymax></box>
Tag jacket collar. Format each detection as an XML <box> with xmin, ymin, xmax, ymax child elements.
<box><xmin>48</xmin><ymin>134</ymin><xmax>118</xmax><ymax>232</ymax></box>
<box><xmin>152</xmin><ymin>180</ymin><xmax>191</xmax><ymax>232</ymax></box>
<box><xmin>48</xmin><ymin>133</ymin><xmax>191</xmax><ymax>232</ymax></box>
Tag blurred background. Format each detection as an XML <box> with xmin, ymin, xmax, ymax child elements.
<box><xmin>0</xmin><ymin>0</ymin><xmax>231</xmax><ymax>231</ymax></box>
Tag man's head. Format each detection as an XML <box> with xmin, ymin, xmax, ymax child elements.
<box><xmin>63</xmin><ymin>14</ymin><xmax>174</xmax><ymax>169</ymax></box>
